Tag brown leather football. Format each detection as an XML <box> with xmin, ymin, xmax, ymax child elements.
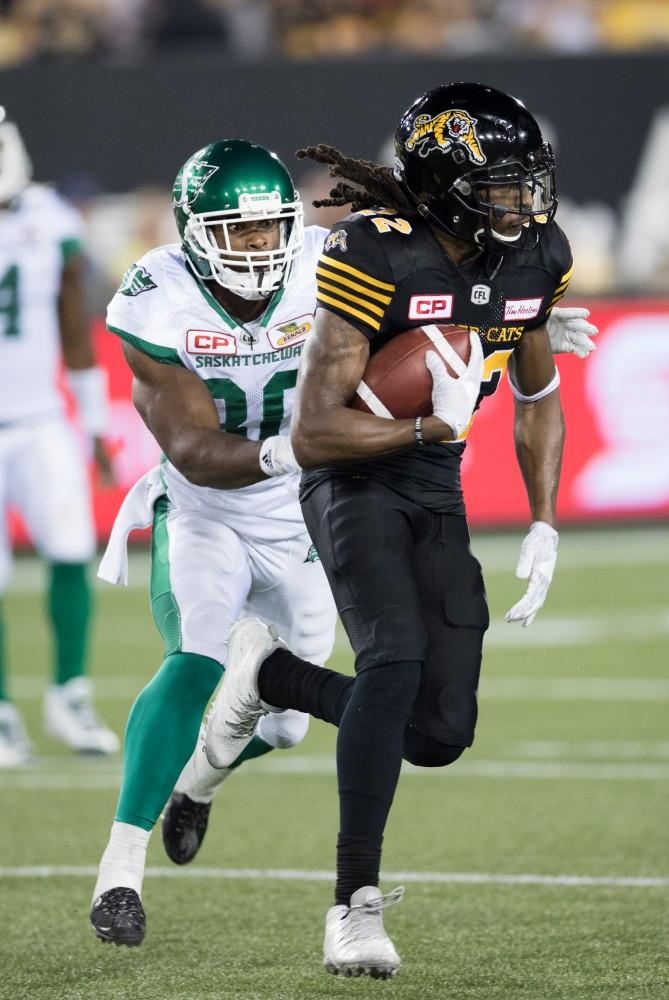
<box><xmin>351</xmin><ymin>325</ymin><xmax>472</xmax><ymax>419</ymax></box>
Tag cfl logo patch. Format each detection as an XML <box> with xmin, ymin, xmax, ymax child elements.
<box><xmin>408</xmin><ymin>294</ymin><xmax>454</xmax><ymax>320</ymax></box>
<box><xmin>471</xmin><ymin>284</ymin><xmax>490</xmax><ymax>305</ymax></box>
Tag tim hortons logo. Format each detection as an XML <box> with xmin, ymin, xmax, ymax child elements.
<box><xmin>503</xmin><ymin>297</ymin><xmax>543</xmax><ymax>321</ymax></box>
<box><xmin>186</xmin><ymin>330</ymin><xmax>237</xmax><ymax>355</ymax></box>
<box><xmin>408</xmin><ymin>294</ymin><xmax>454</xmax><ymax>320</ymax></box>
<box><xmin>405</xmin><ymin>109</ymin><xmax>486</xmax><ymax>164</ymax></box>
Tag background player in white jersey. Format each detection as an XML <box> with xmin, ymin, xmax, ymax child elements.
<box><xmin>0</xmin><ymin>112</ymin><xmax>117</xmax><ymax>766</ymax></box>
<box><xmin>90</xmin><ymin>140</ymin><xmax>337</xmax><ymax>945</ymax></box>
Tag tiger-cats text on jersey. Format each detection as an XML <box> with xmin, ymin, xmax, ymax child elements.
<box><xmin>301</xmin><ymin>210</ymin><xmax>572</xmax><ymax>514</ymax></box>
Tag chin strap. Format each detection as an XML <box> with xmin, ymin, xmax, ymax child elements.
<box><xmin>213</xmin><ymin>264</ymin><xmax>284</xmax><ymax>301</ymax></box>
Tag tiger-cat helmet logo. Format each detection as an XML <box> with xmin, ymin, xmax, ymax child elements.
<box><xmin>405</xmin><ymin>109</ymin><xmax>486</xmax><ymax>165</ymax></box>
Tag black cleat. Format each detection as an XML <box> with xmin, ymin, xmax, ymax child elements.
<box><xmin>161</xmin><ymin>791</ymin><xmax>212</xmax><ymax>865</ymax></box>
<box><xmin>90</xmin><ymin>887</ymin><xmax>146</xmax><ymax>946</ymax></box>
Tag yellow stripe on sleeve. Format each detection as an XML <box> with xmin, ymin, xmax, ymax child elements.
<box><xmin>316</xmin><ymin>291</ymin><xmax>382</xmax><ymax>331</ymax></box>
<box><xmin>318</xmin><ymin>254</ymin><xmax>395</xmax><ymax>292</ymax></box>
<box><xmin>549</xmin><ymin>287</ymin><xmax>569</xmax><ymax>307</ymax></box>
<box><xmin>316</xmin><ymin>265</ymin><xmax>393</xmax><ymax>305</ymax></box>
<box><xmin>316</xmin><ymin>277</ymin><xmax>386</xmax><ymax>318</ymax></box>
<box><xmin>559</xmin><ymin>263</ymin><xmax>574</xmax><ymax>286</ymax></box>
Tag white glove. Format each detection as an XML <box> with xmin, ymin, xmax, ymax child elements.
<box><xmin>258</xmin><ymin>435</ymin><xmax>301</xmax><ymax>477</ymax></box>
<box><xmin>505</xmin><ymin>521</ymin><xmax>559</xmax><ymax>627</ymax></box>
<box><xmin>425</xmin><ymin>332</ymin><xmax>484</xmax><ymax>438</ymax></box>
<box><xmin>547</xmin><ymin>307</ymin><xmax>598</xmax><ymax>358</ymax></box>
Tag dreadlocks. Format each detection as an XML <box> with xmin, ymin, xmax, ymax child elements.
<box><xmin>296</xmin><ymin>144</ymin><xmax>417</xmax><ymax>216</ymax></box>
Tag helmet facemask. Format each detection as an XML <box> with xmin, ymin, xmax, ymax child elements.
<box><xmin>183</xmin><ymin>191</ymin><xmax>304</xmax><ymax>301</ymax></box>
<box><xmin>401</xmin><ymin>142</ymin><xmax>557</xmax><ymax>251</ymax></box>
<box><xmin>453</xmin><ymin>145</ymin><xmax>557</xmax><ymax>248</ymax></box>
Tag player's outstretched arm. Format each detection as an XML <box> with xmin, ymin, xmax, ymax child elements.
<box><xmin>508</xmin><ymin>323</ymin><xmax>564</xmax><ymax>526</ymax></box>
<box><xmin>123</xmin><ymin>342</ymin><xmax>290</xmax><ymax>489</ymax></box>
<box><xmin>292</xmin><ymin>311</ymin><xmax>457</xmax><ymax>467</ymax></box>
<box><xmin>505</xmin><ymin>324</ymin><xmax>564</xmax><ymax>626</ymax></box>
<box><xmin>59</xmin><ymin>252</ymin><xmax>115</xmax><ymax>486</ymax></box>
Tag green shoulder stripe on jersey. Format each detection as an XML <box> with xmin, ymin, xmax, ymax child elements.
<box><xmin>108</xmin><ymin>325</ymin><xmax>183</xmax><ymax>366</ymax></box>
<box><xmin>259</xmin><ymin>285</ymin><xmax>286</xmax><ymax>328</ymax></box>
<box><xmin>60</xmin><ymin>238</ymin><xmax>83</xmax><ymax>264</ymax></box>
<box><xmin>193</xmin><ymin>271</ymin><xmax>286</xmax><ymax>334</ymax></box>
<box><xmin>192</xmin><ymin>277</ymin><xmax>238</xmax><ymax>329</ymax></box>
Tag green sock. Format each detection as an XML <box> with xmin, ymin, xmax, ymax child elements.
<box><xmin>230</xmin><ymin>734</ymin><xmax>274</xmax><ymax>769</ymax></box>
<box><xmin>0</xmin><ymin>600</ymin><xmax>8</xmax><ymax>702</ymax></box>
<box><xmin>115</xmin><ymin>652</ymin><xmax>223</xmax><ymax>831</ymax></box>
<box><xmin>47</xmin><ymin>562</ymin><xmax>92</xmax><ymax>685</ymax></box>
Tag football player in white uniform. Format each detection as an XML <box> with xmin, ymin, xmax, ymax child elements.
<box><xmin>90</xmin><ymin>140</ymin><xmax>337</xmax><ymax>945</ymax></box>
<box><xmin>0</xmin><ymin>113</ymin><xmax>117</xmax><ymax>766</ymax></box>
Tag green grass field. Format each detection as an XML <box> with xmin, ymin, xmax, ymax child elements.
<box><xmin>1</xmin><ymin>526</ymin><xmax>668</xmax><ymax>1000</ymax></box>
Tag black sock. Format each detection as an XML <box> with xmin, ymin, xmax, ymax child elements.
<box><xmin>335</xmin><ymin>660</ymin><xmax>422</xmax><ymax>905</ymax></box>
<box><xmin>257</xmin><ymin>648</ymin><xmax>354</xmax><ymax>726</ymax></box>
<box><xmin>336</xmin><ymin>835</ymin><xmax>383</xmax><ymax>906</ymax></box>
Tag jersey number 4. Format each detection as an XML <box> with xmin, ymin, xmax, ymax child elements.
<box><xmin>0</xmin><ymin>265</ymin><xmax>20</xmax><ymax>337</ymax></box>
<box><xmin>207</xmin><ymin>369</ymin><xmax>298</xmax><ymax>439</ymax></box>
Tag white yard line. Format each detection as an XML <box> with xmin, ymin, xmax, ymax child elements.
<box><xmin>0</xmin><ymin>865</ymin><xmax>666</xmax><ymax>889</ymax></box>
<box><xmin>514</xmin><ymin>740</ymin><xmax>669</xmax><ymax>759</ymax></box>
<box><xmin>5</xmin><ymin>527</ymin><xmax>668</xmax><ymax>593</ymax></box>
<box><xmin>2</xmin><ymin>757</ymin><xmax>669</xmax><ymax>788</ymax></box>
<box><xmin>25</xmin><ymin>740</ymin><xmax>669</xmax><ymax>768</ymax></box>
<box><xmin>10</xmin><ymin>668</ymin><xmax>669</xmax><ymax>700</ymax></box>
<box><xmin>479</xmin><ymin>676</ymin><xmax>669</xmax><ymax>700</ymax></box>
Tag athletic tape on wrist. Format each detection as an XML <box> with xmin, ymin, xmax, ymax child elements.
<box><xmin>66</xmin><ymin>366</ymin><xmax>109</xmax><ymax>436</ymax></box>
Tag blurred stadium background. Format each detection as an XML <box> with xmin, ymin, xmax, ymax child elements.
<box><xmin>1</xmin><ymin>4</ymin><xmax>668</xmax><ymax>998</ymax></box>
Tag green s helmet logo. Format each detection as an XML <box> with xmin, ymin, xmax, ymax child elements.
<box><xmin>173</xmin><ymin>160</ymin><xmax>220</xmax><ymax>212</ymax></box>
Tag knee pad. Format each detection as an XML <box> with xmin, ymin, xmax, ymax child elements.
<box><xmin>403</xmin><ymin>728</ymin><xmax>466</xmax><ymax>768</ymax></box>
<box><xmin>257</xmin><ymin>709</ymin><xmax>309</xmax><ymax>750</ymax></box>
<box><xmin>355</xmin><ymin>661</ymin><xmax>422</xmax><ymax>718</ymax></box>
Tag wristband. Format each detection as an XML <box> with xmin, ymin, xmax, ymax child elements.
<box><xmin>508</xmin><ymin>367</ymin><xmax>560</xmax><ymax>403</ymax></box>
<box><xmin>66</xmin><ymin>366</ymin><xmax>109</xmax><ymax>436</ymax></box>
<box><xmin>414</xmin><ymin>416</ymin><xmax>425</xmax><ymax>446</ymax></box>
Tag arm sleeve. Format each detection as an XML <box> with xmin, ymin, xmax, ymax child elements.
<box><xmin>315</xmin><ymin>219</ymin><xmax>397</xmax><ymax>340</ymax></box>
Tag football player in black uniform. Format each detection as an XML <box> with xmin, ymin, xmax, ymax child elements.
<box><xmin>205</xmin><ymin>83</ymin><xmax>578</xmax><ymax>978</ymax></box>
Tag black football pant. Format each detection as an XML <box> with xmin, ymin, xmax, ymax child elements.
<box><xmin>258</xmin><ymin>475</ymin><xmax>489</xmax><ymax>902</ymax></box>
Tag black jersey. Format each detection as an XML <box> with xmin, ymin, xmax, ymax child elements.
<box><xmin>301</xmin><ymin>209</ymin><xmax>573</xmax><ymax>513</ymax></box>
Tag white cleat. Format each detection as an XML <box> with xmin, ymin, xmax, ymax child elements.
<box><xmin>44</xmin><ymin>677</ymin><xmax>120</xmax><ymax>755</ymax></box>
<box><xmin>323</xmin><ymin>885</ymin><xmax>404</xmax><ymax>979</ymax></box>
<box><xmin>0</xmin><ymin>701</ymin><xmax>32</xmax><ymax>767</ymax></box>
<box><xmin>204</xmin><ymin>618</ymin><xmax>283</xmax><ymax>769</ymax></box>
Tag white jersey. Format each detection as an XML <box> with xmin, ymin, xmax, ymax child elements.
<box><xmin>106</xmin><ymin>225</ymin><xmax>328</xmax><ymax>541</ymax></box>
<box><xmin>0</xmin><ymin>184</ymin><xmax>84</xmax><ymax>424</ymax></box>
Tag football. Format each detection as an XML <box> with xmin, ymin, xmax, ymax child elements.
<box><xmin>351</xmin><ymin>324</ymin><xmax>472</xmax><ymax>419</ymax></box>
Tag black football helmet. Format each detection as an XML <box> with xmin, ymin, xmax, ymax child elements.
<box><xmin>394</xmin><ymin>82</ymin><xmax>557</xmax><ymax>249</ymax></box>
